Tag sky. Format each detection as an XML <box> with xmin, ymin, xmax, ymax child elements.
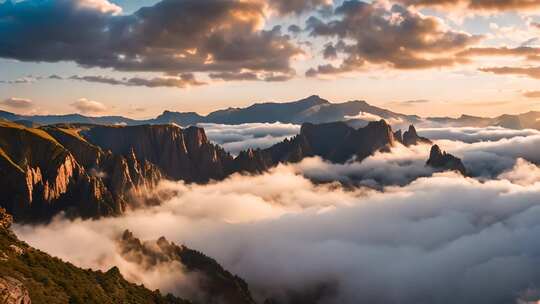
<box><xmin>1</xmin><ymin>0</ymin><xmax>540</xmax><ymax>118</ymax></box>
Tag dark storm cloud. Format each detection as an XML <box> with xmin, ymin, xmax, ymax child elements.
<box><xmin>69</xmin><ymin>74</ymin><xmax>206</xmax><ymax>88</ymax></box>
<box><xmin>0</xmin><ymin>0</ymin><xmax>302</xmax><ymax>77</ymax></box>
<box><xmin>305</xmin><ymin>0</ymin><xmax>481</xmax><ymax>76</ymax></box>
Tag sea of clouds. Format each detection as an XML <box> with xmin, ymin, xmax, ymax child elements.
<box><xmin>14</xmin><ymin>124</ymin><xmax>540</xmax><ymax>304</ymax></box>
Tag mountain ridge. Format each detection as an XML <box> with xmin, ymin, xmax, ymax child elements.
<box><xmin>0</xmin><ymin>119</ymin><xmax>423</xmax><ymax>222</ymax></box>
<box><xmin>3</xmin><ymin>95</ymin><xmax>540</xmax><ymax>130</ymax></box>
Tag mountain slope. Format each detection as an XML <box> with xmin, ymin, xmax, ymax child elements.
<box><xmin>0</xmin><ymin>208</ymin><xmax>191</xmax><ymax>304</ymax></box>
<box><xmin>119</xmin><ymin>230</ymin><xmax>256</xmax><ymax>304</ymax></box>
<box><xmin>0</xmin><ymin>96</ymin><xmax>418</xmax><ymax>127</ymax></box>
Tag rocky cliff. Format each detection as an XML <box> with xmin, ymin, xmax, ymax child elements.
<box><xmin>426</xmin><ymin>145</ymin><xmax>467</xmax><ymax>175</ymax></box>
<box><xmin>399</xmin><ymin>125</ymin><xmax>432</xmax><ymax>147</ymax></box>
<box><xmin>0</xmin><ymin>122</ymin><xmax>162</xmax><ymax>221</ymax></box>
<box><xmin>82</xmin><ymin>125</ymin><xmax>233</xmax><ymax>183</ymax></box>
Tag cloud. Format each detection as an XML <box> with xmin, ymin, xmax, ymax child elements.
<box><xmin>200</xmin><ymin>122</ymin><xmax>300</xmax><ymax>154</ymax></box>
<box><xmin>1</xmin><ymin>97</ymin><xmax>33</xmax><ymax>109</ymax></box>
<box><xmin>0</xmin><ymin>0</ymin><xmax>302</xmax><ymax>78</ymax></box>
<box><xmin>0</xmin><ymin>75</ymin><xmax>43</xmax><ymax>84</ymax></box>
<box><xmin>267</xmin><ymin>0</ymin><xmax>332</xmax><ymax>15</ymax></box>
<box><xmin>208</xmin><ymin>71</ymin><xmax>295</xmax><ymax>82</ymax></box>
<box><xmin>305</xmin><ymin>0</ymin><xmax>481</xmax><ymax>76</ymax></box>
<box><xmin>69</xmin><ymin>74</ymin><xmax>206</xmax><ymax>88</ymax></box>
<box><xmin>399</xmin><ymin>0</ymin><xmax>540</xmax><ymax>11</ymax></box>
<box><xmin>479</xmin><ymin>66</ymin><xmax>540</xmax><ymax>79</ymax></box>
<box><xmin>70</xmin><ymin>98</ymin><xmax>107</xmax><ymax>114</ymax></box>
<box><xmin>14</xmin><ymin>159</ymin><xmax>540</xmax><ymax>303</ymax></box>
<box><xmin>523</xmin><ymin>90</ymin><xmax>540</xmax><ymax>98</ymax></box>
<box><xmin>459</xmin><ymin>47</ymin><xmax>540</xmax><ymax>61</ymax></box>
<box><xmin>418</xmin><ymin>126</ymin><xmax>540</xmax><ymax>143</ymax></box>
<box><xmin>397</xmin><ymin>99</ymin><xmax>431</xmax><ymax>106</ymax></box>
<box><xmin>292</xmin><ymin>145</ymin><xmax>435</xmax><ymax>187</ymax></box>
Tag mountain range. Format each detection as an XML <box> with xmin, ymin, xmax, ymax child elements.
<box><xmin>0</xmin><ymin>101</ymin><xmax>469</xmax><ymax>304</ymax></box>
<box><xmin>3</xmin><ymin>95</ymin><xmax>540</xmax><ymax>130</ymax></box>
<box><xmin>0</xmin><ymin>118</ymin><xmax>462</xmax><ymax>223</ymax></box>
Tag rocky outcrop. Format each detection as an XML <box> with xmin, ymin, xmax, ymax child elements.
<box><xmin>82</xmin><ymin>125</ymin><xmax>233</xmax><ymax>183</ymax></box>
<box><xmin>119</xmin><ymin>230</ymin><xmax>256</xmax><ymax>304</ymax></box>
<box><xmin>401</xmin><ymin>125</ymin><xmax>432</xmax><ymax>147</ymax></box>
<box><xmin>0</xmin><ymin>122</ymin><xmax>163</xmax><ymax>221</ymax></box>
<box><xmin>426</xmin><ymin>145</ymin><xmax>467</xmax><ymax>175</ymax></box>
<box><xmin>262</xmin><ymin>120</ymin><xmax>396</xmax><ymax>165</ymax></box>
<box><xmin>0</xmin><ymin>277</ymin><xmax>31</xmax><ymax>304</ymax></box>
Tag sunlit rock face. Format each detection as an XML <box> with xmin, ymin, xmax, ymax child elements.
<box><xmin>0</xmin><ymin>122</ymin><xmax>162</xmax><ymax>222</ymax></box>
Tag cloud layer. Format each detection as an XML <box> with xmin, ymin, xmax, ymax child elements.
<box><xmin>14</xmin><ymin>159</ymin><xmax>540</xmax><ymax>304</ymax></box>
<box><xmin>12</xmin><ymin>125</ymin><xmax>540</xmax><ymax>303</ymax></box>
<box><xmin>200</xmin><ymin>122</ymin><xmax>300</xmax><ymax>155</ymax></box>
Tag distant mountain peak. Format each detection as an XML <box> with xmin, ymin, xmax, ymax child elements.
<box><xmin>427</xmin><ymin>145</ymin><xmax>467</xmax><ymax>175</ymax></box>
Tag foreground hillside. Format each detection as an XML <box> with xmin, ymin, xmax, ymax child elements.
<box><xmin>0</xmin><ymin>208</ymin><xmax>190</xmax><ymax>304</ymax></box>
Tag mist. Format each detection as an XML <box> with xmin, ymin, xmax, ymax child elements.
<box><xmin>199</xmin><ymin>122</ymin><xmax>300</xmax><ymax>155</ymax></box>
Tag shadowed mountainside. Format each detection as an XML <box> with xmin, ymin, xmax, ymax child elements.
<box><xmin>0</xmin><ymin>208</ymin><xmax>191</xmax><ymax>304</ymax></box>
<box><xmin>119</xmin><ymin>230</ymin><xmax>256</xmax><ymax>304</ymax></box>
<box><xmin>426</xmin><ymin>145</ymin><xmax>467</xmax><ymax>176</ymax></box>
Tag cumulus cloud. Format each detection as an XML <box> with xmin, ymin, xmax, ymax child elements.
<box><xmin>71</xmin><ymin>98</ymin><xmax>107</xmax><ymax>114</ymax></box>
<box><xmin>0</xmin><ymin>0</ymin><xmax>301</xmax><ymax>79</ymax></box>
<box><xmin>200</xmin><ymin>122</ymin><xmax>300</xmax><ymax>154</ymax></box>
<box><xmin>305</xmin><ymin>0</ymin><xmax>481</xmax><ymax>76</ymax></box>
<box><xmin>1</xmin><ymin>97</ymin><xmax>33</xmax><ymax>109</ymax></box>
<box><xmin>69</xmin><ymin>74</ymin><xmax>206</xmax><ymax>88</ymax></box>
<box><xmin>14</xmin><ymin>161</ymin><xmax>540</xmax><ymax>304</ymax></box>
